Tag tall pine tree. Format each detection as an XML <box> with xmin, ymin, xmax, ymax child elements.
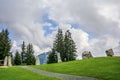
<box><xmin>64</xmin><ymin>30</ymin><xmax>76</xmax><ymax>61</ymax></box>
<box><xmin>47</xmin><ymin>48</ymin><xmax>58</xmax><ymax>64</ymax></box>
<box><xmin>0</xmin><ymin>29</ymin><xmax>11</xmax><ymax>60</ymax></box>
<box><xmin>48</xmin><ymin>29</ymin><xmax>77</xmax><ymax>63</ymax></box>
<box><xmin>14</xmin><ymin>51</ymin><xmax>22</xmax><ymax>65</ymax></box>
<box><xmin>21</xmin><ymin>41</ymin><xmax>26</xmax><ymax>64</ymax></box>
<box><xmin>26</xmin><ymin>43</ymin><xmax>36</xmax><ymax>65</ymax></box>
<box><xmin>54</xmin><ymin>29</ymin><xmax>65</xmax><ymax>61</ymax></box>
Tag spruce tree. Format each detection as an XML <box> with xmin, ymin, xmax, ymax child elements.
<box><xmin>0</xmin><ymin>29</ymin><xmax>11</xmax><ymax>60</ymax></box>
<box><xmin>10</xmin><ymin>52</ymin><xmax>14</xmax><ymax>65</ymax></box>
<box><xmin>47</xmin><ymin>48</ymin><xmax>58</xmax><ymax>64</ymax></box>
<box><xmin>21</xmin><ymin>41</ymin><xmax>26</xmax><ymax>64</ymax></box>
<box><xmin>53</xmin><ymin>29</ymin><xmax>65</xmax><ymax>61</ymax></box>
<box><xmin>48</xmin><ymin>29</ymin><xmax>77</xmax><ymax>63</ymax></box>
<box><xmin>64</xmin><ymin>30</ymin><xmax>76</xmax><ymax>61</ymax></box>
<box><xmin>26</xmin><ymin>43</ymin><xmax>36</xmax><ymax>65</ymax></box>
<box><xmin>14</xmin><ymin>51</ymin><xmax>21</xmax><ymax>65</ymax></box>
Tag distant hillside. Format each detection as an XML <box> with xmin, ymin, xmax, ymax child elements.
<box><xmin>32</xmin><ymin>57</ymin><xmax>120</xmax><ymax>80</ymax></box>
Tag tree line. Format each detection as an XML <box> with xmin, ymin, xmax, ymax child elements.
<box><xmin>0</xmin><ymin>29</ymin><xmax>77</xmax><ymax>65</ymax></box>
<box><xmin>14</xmin><ymin>41</ymin><xmax>36</xmax><ymax>65</ymax></box>
<box><xmin>0</xmin><ymin>29</ymin><xmax>36</xmax><ymax>65</ymax></box>
<box><xmin>48</xmin><ymin>29</ymin><xmax>77</xmax><ymax>63</ymax></box>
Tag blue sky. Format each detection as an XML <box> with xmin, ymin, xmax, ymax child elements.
<box><xmin>42</xmin><ymin>13</ymin><xmax>58</xmax><ymax>36</ymax></box>
<box><xmin>0</xmin><ymin>25</ymin><xmax>14</xmax><ymax>41</ymax></box>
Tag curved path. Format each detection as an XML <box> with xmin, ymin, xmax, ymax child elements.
<box><xmin>21</xmin><ymin>66</ymin><xmax>98</xmax><ymax>80</ymax></box>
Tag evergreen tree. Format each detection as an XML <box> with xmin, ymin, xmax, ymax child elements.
<box><xmin>0</xmin><ymin>29</ymin><xmax>11</xmax><ymax>60</ymax></box>
<box><xmin>14</xmin><ymin>51</ymin><xmax>21</xmax><ymax>65</ymax></box>
<box><xmin>47</xmin><ymin>48</ymin><xmax>58</xmax><ymax>64</ymax></box>
<box><xmin>10</xmin><ymin>52</ymin><xmax>14</xmax><ymax>65</ymax></box>
<box><xmin>54</xmin><ymin>29</ymin><xmax>65</xmax><ymax>61</ymax></box>
<box><xmin>48</xmin><ymin>29</ymin><xmax>77</xmax><ymax>63</ymax></box>
<box><xmin>21</xmin><ymin>41</ymin><xmax>26</xmax><ymax>64</ymax></box>
<box><xmin>26</xmin><ymin>43</ymin><xmax>36</xmax><ymax>65</ymax></box>
<box><xmin>64</xmin><ymin>30</ymin><xmax>76</xmax><ymax>61</ymax></box>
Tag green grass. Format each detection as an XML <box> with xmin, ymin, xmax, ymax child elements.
<box><xmin>0</xmin><ymin>67</ymin><xmax>60</xmax><ymax>80</ymax></box>
<box><xmin>32</xmin><ymin>56</ymin><xmax>120</xmax><ymax>80</ymax></box>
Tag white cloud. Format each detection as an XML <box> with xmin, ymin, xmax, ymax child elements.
<box><xmin>11</xmin><ymin>40</ymin><xmax>21</xmax><ymax>55</ymax></box>
<box><xmin>43</xmin><ymin>22</ymin><xmax>52</xmax><ymax>27</ymax></box>
<box><xmin>0</xmin><ymin>0</ymin><xmax>120</xmax><ymax>58</ymax></box>
<box><xmin>0</xmin><ymin>0</ymin><xmax>53</xmax><ymax>54</ymax></box>
<box><xmin>46</xmin><ymin>0</ymin><xmax>120</xmax><ymax>58</ymax></box>
<box><xmin>47</xmin><ymin>0</ymin><xmax>120</xmax><ymax>37</ymax></box>
<box><xmin>58</xmin><ymin>24</ymin><xmax>89</xmax><ymax>59</ymax></box>
<box><xmin>98</xmin><ymin>4</ymin><xmax>119</xmax><ymax>22</ymax></box>
<box><xmin>89</xmin><ymin>35</ymin><xmax>119</xmax><ymax>57</ymax></box>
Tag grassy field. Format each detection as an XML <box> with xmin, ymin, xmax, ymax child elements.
<box><xmin>0</xmin><ymin>67</ymin><xmax>60</xmax><ymax>80</ymax></box>
<box><xmin>32</xmin><ymin>57</ymin><xmax>120</xmax><ymax>80</ymax></box>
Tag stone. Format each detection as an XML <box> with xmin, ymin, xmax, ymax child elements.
<box><xmin>4</xmin><ymin>56</ymin><xmax>7</xmax><ymax>66</ymax></box>
<box><xmin>82</xmin><ymin>51</ymin><xmax>93</xmax><ymax>59</ymax></box>
<box><xmin>7</xmin><ymin>56</ymin><xmax>12</xmax><ymax>66</ymax></box>
<box><xmin>55</xmin><ymin>51</ymin><xmax>62</xmax><ymax>62</ymax></box>
<box><xmin>105</xmin><ymin>49</ymin><xmax>114</xmax><ymax>57</ymax></box>
<box><xmin>3</xmin><ymin>56</ymin><xmax>12</xmax><ymax>66</ymax></box>
<box><xmin>36</xmin><ymin>56</ymin><xmax>40</xmax><ymax>65</ymax></box>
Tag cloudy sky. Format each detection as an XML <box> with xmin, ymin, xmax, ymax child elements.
<box><xmin>0</xmin><ymin>0</ymin><xmax>120</xmax><ymax>59</ymax></box>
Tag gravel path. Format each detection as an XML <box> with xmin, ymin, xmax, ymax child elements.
<box><xmin>21</xmin><ymin>66</ymin><xmax>99</xmax><ymax>80</ymax></box>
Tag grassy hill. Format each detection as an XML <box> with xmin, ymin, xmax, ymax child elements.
<box><xmin>32</xmin><ymin>57</ymin><xmax>120</xmax><ymax>80</ymax></box>
<box><xmin>0</xmin><ymin>67</ymin><xmax>60</xmax><ymax>80</ymax></box>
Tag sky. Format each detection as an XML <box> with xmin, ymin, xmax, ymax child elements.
<box><xmin>0</xmin><ymin>0</ymin><xmax>120</xmax><ymax>59</ymax></box>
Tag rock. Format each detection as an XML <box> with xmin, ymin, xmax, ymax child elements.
<box><xmin>7</xmin><ymin>56</ymin><xmax>12</xmax><ymax>66</ymax></box>
<box><xmin>82</xmin><ymin>51</ymin><xmax>93</xmax><ymax>59</ymax></box>
<box><xmin>55</xmin><ymin>51</ymin><xmax>62</xmax><ymax>62</ymax></box>
<box><xmin>35</xmin><ymin>56</ymin><xmax>40</xmax><ymax>65</ymax></box>
<box><xmin>4</xmin><ymin>56</ymin><xmax>7</xmax><ymax>66</ymax></box>
<box><xmin>105</xmin><ymin>49</ymin><xmax>114</xmax><ymax>57</ymax></box>
<box><xmin>3</xmin><ymin>56</ymin><xmax>12</xmax><ymax>66</ymax></box>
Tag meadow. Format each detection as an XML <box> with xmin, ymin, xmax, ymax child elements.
<box><xmin>32</xmin><ymin>57</ymin><xmax>120</xmax><ymax>80</ymax></box>
<box><xmin>0</xmin><ymin>67</ymin><xmax>60</xmax><ymax>80</ymax></box>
